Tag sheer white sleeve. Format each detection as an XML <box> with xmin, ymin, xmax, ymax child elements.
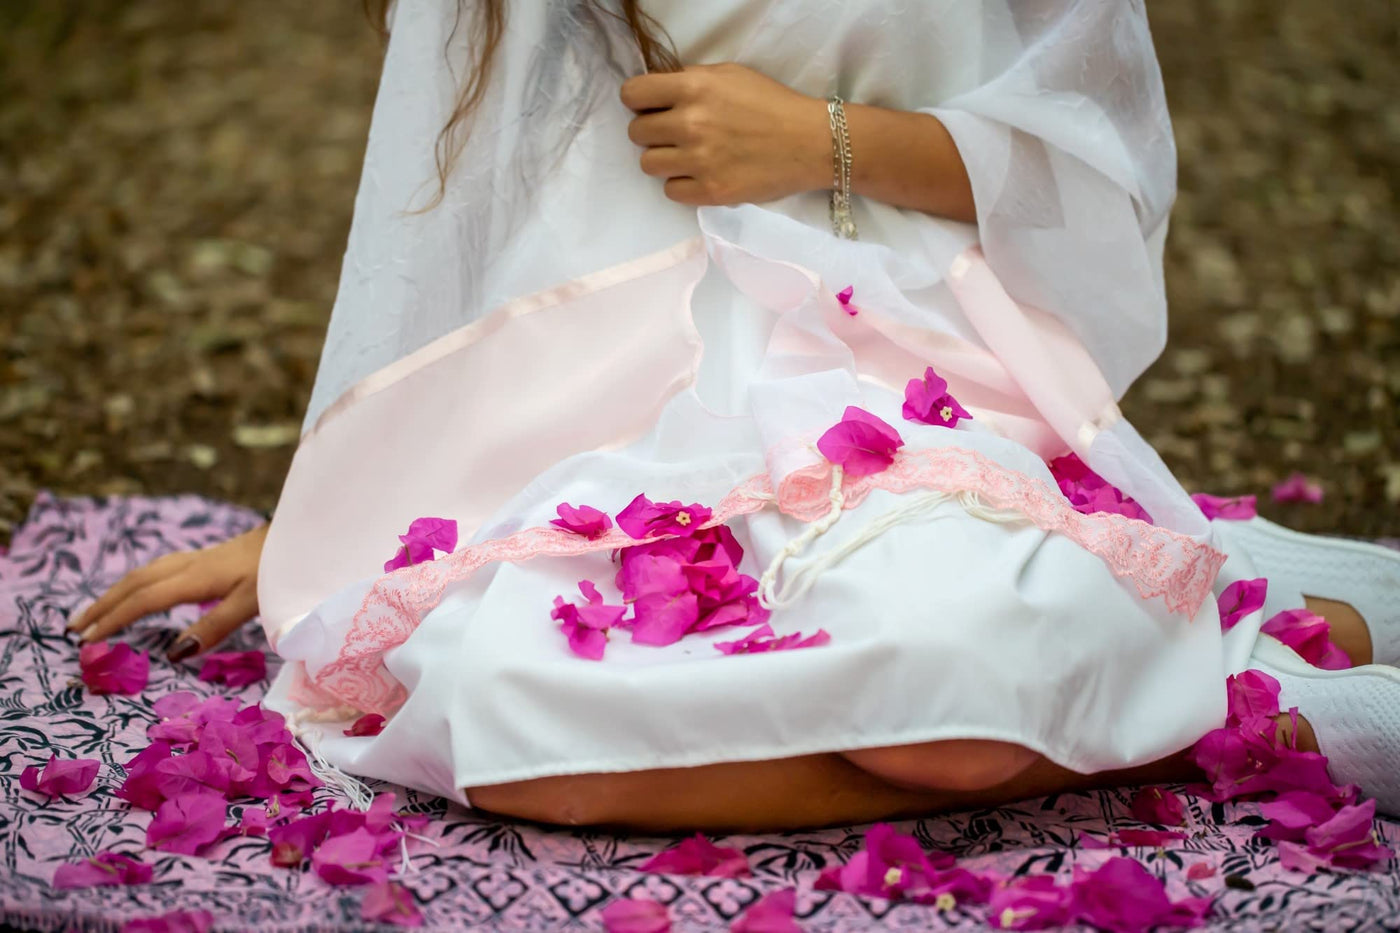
<box><xmin>925</xmin><ymin>0</ymin><xmax>1176</xmax><ymax>396</ymax></box>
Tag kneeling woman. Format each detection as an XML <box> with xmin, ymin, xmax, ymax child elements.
<box><xmin>72</xmin><ymin>0</ymin><xmax>1400</xmax><ymax>831</ymax></box>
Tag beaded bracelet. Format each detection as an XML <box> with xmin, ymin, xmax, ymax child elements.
<box><xmin>827</xmin><ymin>96</ymin><xmax>857</xmax><ymax>240</ymax></box>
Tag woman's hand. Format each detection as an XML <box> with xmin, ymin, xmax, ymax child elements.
<box><xmin>67</xmin><ymin>524</ymin><xmax>268</xmax><ymax>662</ymax></box>
<box><xmin>621</xmin><ymin>63</ymin><xmax>830</xmax><ymax>206</ymax></box>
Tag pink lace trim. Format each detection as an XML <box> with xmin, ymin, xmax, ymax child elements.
<box><xmin>307</xmin><ymin>448</ymin><xmax>1223</xmax><ymax>716</ymax></box>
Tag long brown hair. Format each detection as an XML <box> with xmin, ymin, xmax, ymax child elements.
<box><xmin>365</xmin><ymin>1</ymin><xmax>679</xmax><ymax>208</ymax></box>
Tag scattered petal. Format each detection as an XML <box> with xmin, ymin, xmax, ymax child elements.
<box><xmin>196</xmin><ymin>651</ymin><xmax>267</xmax><ymax>688</ymax></box>
<box><xmin>816</xmin><ymin>406</ymin><xmax>904</xmax><ymax>477</ymax></box>
<box><xmin>1261</xmin><ymin>609</ymin><xmax>1351</xmax><ymax>670</ymax></box>
<box><xmin>715</xmin><ymin>624</ymin><xmax>830</xmax><ymax>655</ymax></box>
<box><xmin>616</xmin><ymin>495</ymin><xmax>713</xmax><ymax>539</ymax></box>
<box><xmin>551</xmin><ymin>502</ymin><xmax>614</xmax><ymax>539</ymax></box>
<box><xmin>146</xmin><ymin>793</ymin><xmax>228</xmax><ymax>856</ymax></box>
<box><xmin>1217</xmin><ymin>578</ymin><xmax>1268</xmax><ymax>632</ymax></box>
<box><xmin>601</xmin><ymin>898</ymin><xmax>671</xmax><ymax>933</ymax></box>
<box><xmin>836</xmin><ymin>285</ymin><xmax>859</xmax><ymax>316</ymax></box>
<box><xmin>1191</xmin><ymin>493</ymin><xmax>1258</xmax><ymax>521</ymax></box>
<box><xmin>79</xmin><ymin>642</ymin><xmax>150</xmax><ymax>695</ymax></box>
<box><xmin>1272</xmin><ymin>472</ymin><xmax>1324</xmax><ymax>505</ymax></box>
<box><xmin>1129</xmin><ymin>787</ymin><xmax>1187</xmax><ymax>827</ymax></box>
<box><xmin>345</xmin><ymin>713</ymin><xmax>387</xmax><ymax>737</ymax></box>
<box><xmin>731</xmin><ymin>887</ymin><xmax>800</xmax><ymax>933</ymax></box>
<box><xmin>640</xmin><ymin>833</ymin><xmax>751</xmax><ymax>878</ymax></box>
<box><xmin>902</xmin><ymin>367</ymin><xmax>971</xmax><ymax>428</ymax></box>
<box><xmin>1113</xmin><ymin>829</ymin><xmax>1188</xmax><ymax>847</ymax></box>
<box><xmin>1047</xmin><ymin>454</ymin><xmax>1153</xmax><ymax>524</ymax></box>
<box><xmin>552</xmin><ymin>579</ymin><xmax>628</xmax><ymax>659</ymax></box>
<box><xmin>361</xmin><ymin>881</ymin><xmax>425</xmax><ymax>927</ymax></box>
<box><xmin>1185</xmin><ymin>862</ymin><xmax>1217</xmax><ymax>881</ymax></box>
<box><xmin>19</xmin><ymin>755</ymin><xmax>99</xmax><ymax>798</ymax></box>
<box><xmin>385</xmin><ymin>517</ymin><xmax>458</xmax><ymax>572</ymax></box>
<box><xmin>52</xmin><ymin>851</ymin><xmax>153</xmax><ymax>889</ymax></box>
<box><xmin>989</xmin><ymin>875</ymin><xmax>1072</xmax><ymax>930</ymax></box>
<box><xmin>1069</xmin><ymin>857</ymin><xmax>1211</xmax><ymax>932</ymax></box>
<box><xmin>312</xmin><ymin>826</ymin><xmax>390</xmax><ymax>885</ymax></box>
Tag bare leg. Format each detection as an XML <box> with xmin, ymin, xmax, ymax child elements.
<box><xmin>1304</xmin><ymin>595</ymin><xmax>1373</xmax><ymax>666</ymax></box>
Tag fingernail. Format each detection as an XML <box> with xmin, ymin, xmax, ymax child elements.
<box><xmin>166</xmin><ymin>637</ymin><xmax>200</xmax><ymax>663</ymax></box>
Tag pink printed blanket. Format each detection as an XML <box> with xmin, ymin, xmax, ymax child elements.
<box><xmin>1</xmin><ymin>493</ymin><xmax>1397</xmax><ymax>932</ymax></box>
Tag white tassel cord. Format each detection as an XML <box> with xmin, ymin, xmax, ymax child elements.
<box><xmin>758</xmin><ymin>482</ymin><xmax>1029</xmax><ymax>611</ymax></box>
<box><xmin>287</xmin><ymin>706</ymin><xmax>375</xmax><ymax>812</ymax></box>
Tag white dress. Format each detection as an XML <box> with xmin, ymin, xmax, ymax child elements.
<box><xmin>258</xmin><ymin>0</ymin><xmax>1268</xmax><ymax>806</ymax></box>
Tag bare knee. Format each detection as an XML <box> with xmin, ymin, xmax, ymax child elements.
<box><xmin>844</xmin><ymin>739</ymin><xmax>1040</xmax><ymax>793</ymax></box>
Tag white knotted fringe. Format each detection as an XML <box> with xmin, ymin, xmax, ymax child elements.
<box><xmin>759</xmin><ymin>482</ymin><xmax>1029</xmax><ymax>611</ymax></box>
<box><xmin>287</xmin><ymin>706</ymin><xmax>375</xmax><ymax>811</ymax></box>
<box><xmin>757</xmin><ymin>465</ymin><xmax>846</xmax><ymax>609</ymax></box>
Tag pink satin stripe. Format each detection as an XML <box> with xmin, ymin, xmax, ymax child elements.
<box><xmin>258</xmin><ymin>239</ymin><xmax>709</xmax><ymax>644</ymax></box>
<box><xmin>306</xmin><ymin>237</ymin><xmax>707</xmax><ymax>439</ymax></box>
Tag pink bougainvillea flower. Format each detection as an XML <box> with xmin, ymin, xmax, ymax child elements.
<box><xmin>52</xmin><ymin>851</ymin><xmax>153</xmax><ymax>890</ymax></box>
<box><xmin>1191</xmin><ymin>493</ymin><xmax>1258</xmax><ymax>521</ymax></box>
<box><xmin>79</xmin><ymin>642</ymin><xmax>150</xmax><ymax>695</ymax></box>
<box><xmin>1272</xmin><ymin>472</ymin><xmax>1324</xmax><ymax>505</ymax></box>
<box><xmin>1261</xmin><ymin>609</ymin><xmax>1351</xmax><ymax>670</ymax></box>
<box><xmin>902</xmin><ymin>367</ymin><xmax>972</xmax><ymax>429</ymax></box>
<box><xmin>312</xmin><ymin>827</ymin><xmax>390</xmax><ymax>886</ymax></box>
<box><xmin>836</xmin><ymin>285</ymin><xmax>860</xmax><ymax>316</ymax></box>
<box><xmin>551</xmin><ymin>502</ymin><xmax>613</xmax><ymax>539</ymax></box>
<box><xmin>731</xmin><ymin>888</ymin><xmax>800</xmax><ymax>933</ymax></box>
<box><xmin>345</xmin><ymin>713</ymin><xmax>387</xmax><ymax>737</ymax></box>
<box><xmin>361</xmin><ymin>881</ymin><xmax>424</xmax><ymax>927</ymax></box>
<box><xmin>989</xmin><ymin>875</ymin><xmax>1072</xmax><ymax>930</ymax></box>
<box><xmin>1298</xmin><ymin>799</ymin><xmax>1394</xmax><ymax>870</ymax></box>
<box><xmin>616</xmin><ymin>494</ymin><xmax>713</xmax><ymax>539</ymax></box>
<box><xmin>629</xmin><ymin>590</ymin><xmax>702</xmax><ymax>647</ymax></box>
<box><xmin>384</xmin><ymin>517</ymin><xmax>458</xmax><ymax>572</ymax></box>
<box><xmin>268</xmin><ymin>810</ymin><xmax>333</xmax><ymax>868</ymax></box>
<box><xmin>1217</xmin><ymin>578</ymin><xmax>1268</xmax><ymax>632</ymax></box>
<box><xmin>640</xmin><ymin>833</ymin><xmax>751</xmax><ymax>878</ymax></box>
<box><xmin>552</xmin><ymin>580</ymin><xmax>629</xmax><ymax>660</ymax></box>
<box><xmin>119</xmin><ymin>910</ymin><xmax>215</xmax><ymax>933</ymax></box>
<box><xmin>1046</xmin><ymin>454</ymin><xmax>1153</xmax><ymax>524</ymax></box>
<box><xmin>19</xmin><ymin>755</ymin><xmax>99</xmax><ymax>798</ymax></box>
<box><xmin>1257</xmin><ymin>791</ymin><xmax>1342</xmax><ymax>843</ymax></box>
<box><xmin>239</xmin><ymin>806</ymin><xmax>272</xmax><ymax>837</ymax></box>
<box><xmin>617</xmin><ymin>552</ymin><xmax>691</xmax><ymax>603</ymax></box>
<box><xmin>116</xmin><ymin>742</ymin><xmax>174</xmax><ymax>811</ymax></box>
<box><xmin>146</xmin><ymin>793</ymin><xmax>228</xmax><ymax>856</ymax></box>
<box><xmin>198</xmin><ymin>720</ymin><xmax>260</xmax><ymax>782</ymax></box>
<box><xmin>601</xmin><ymin>898</ymin><xmax>671</xmax><ymax>933</ymax></box>
<box><xmin>263</xmin><ymin>742</ymin><xmax>319</xmax><ymax>789</ymax></box>
<box><xmin>196</xmin><ymin>651</ymin><xmax>267</xmax><ymax>688</ymax></box>
<box><xmin>1129</xmin><ymin>787</ymin><xmax>1187</xmax><ymax>827</ymax></box>
<box><xmin>152</xmin><ymin>750</ymin><xmax>236</xmax><ymax>800</ymax></box>
<box><xmin>1225</xmin><ymin>669</ymin><xmax>1283</xmax><ymax>728</ymax></box>
<box><xmin>817</xmin><ymin>406</ymin><xmax>905</xmax><ymax>477</ymax></box>
<box><xmin>714</xmin><ymin>624</ymin><xmax>831</xmax><ymax>655</ymax></box>
<box><xmin>151</xmin><ymin>692</ymin><xmax>200</xmax><ymax>719</ymax></box>
<box><xmin>1068</xmin><ymin>858</ymin><xmax>1212</xmax><ymax>933</ymax></box>
<box><xmin>814</xmin><ymin>823</ymin><xmax>953</xmax><ymax>901</ymax></box>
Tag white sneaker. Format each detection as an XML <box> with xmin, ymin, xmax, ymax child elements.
<box><xmin>1250</xmin><ymin>636</ymin><xmax>1400</xmax><ymax>816</ymax></box>
<box><xmin>1218</xmin><ymin>517</ymin><xmax>1400</xmax><ymax>665</ymax></box>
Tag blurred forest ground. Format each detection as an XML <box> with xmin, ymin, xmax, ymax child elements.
<box><xmin>0</xmin><ymin>0</ymin><xmax>1397</xmax><ymax>543</ymax></box>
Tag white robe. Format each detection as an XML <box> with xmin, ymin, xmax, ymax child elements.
<box><xmin>259</xmin><ymin>0</ymin><xmax>1267</xmax><ymax>805</ymax></box>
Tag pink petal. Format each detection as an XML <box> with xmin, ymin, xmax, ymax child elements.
<box><xmin>640</xmin><ymin>833</ymin><xmax>751</xmax><ymax>878</ymax></box>
<box><xmin>1272</xmin><ymin>472</ymin><xmax>1324</xmax><ymax>504</ymax></box>
<box><xmin>196</xmin><ymin>651</ymin><xmax>267</xmax><ymax>688</ymax></box>
<box><xmin>616</xmin><ymin>495</ymin><xmax>713</xmax><ymax>539</ymax></box>
<box><xmin>404</xmin><ymin>516</ymin><xmax>458</xmax><ymax>552</ymax></box>
<box><xmin>1261</xmin><ymin>609</ymin><xmax>1351</xmax><ymax>670</ymax></box>
<box><xmin>312</xmin><ymin>827</ymin><xmax>390</xmax><ymax>886</ymax></box>
<box><xmin>1226</xmin><ymin>669</ymin><xmax>1283</xmax><ymax>727</ymax></box>
<box><xmin>551</xmin><ymin>503</ymin><xmax>613</xmax><ymax>539</ymax></box>
<box><xmin>79</xmin><ymin>642</ymin><xmax>150</xmax><ymax>695</ymax></box>
<box><xmin>1113</xmin><ymin>828</ymin><xmax>1188</xmax><ymax>847</ymax></box>
<box><xmin>345</xmin><ymin>713</ymin><xmax>387</xmax><ymax>737</ymax></box>
<box><xmin>1217</xmin><ymin>578</ymin><xmax>1268</xmax><ymax>632</ymax></box>
<box><xmin>629</xmin><ymin>590</ymin><xmax>700</xmax><ymax>646</ymax></box>
<box><xmin>601</xmin><ymin>898</ymin><xmax>672</xmax><ymax>933</ymax></box>
<box><xmin>384</xmin><ymin>539</ymin><xmax>434</xmax><ymax>573</ymax></box>
<box><xmin>119</xmin><ymin>911</ymin><xmax>215</xmax><ymax>933</ymax></box>
<box><xmin>116</xmin><ymin>742</ymin><xmax>175</xmax><ymax>811</ymax></box>
<box><xmin>361</xmin><ymin>881</ymin><xmax>424</xmax><ymax>927</ymax></box>
<box><xmin>151</xmin><ymin>692</ymin><xmax>200</xmax><ymax>719</ymax></box>
<box><xmin>715</xmin><ymin>625</ymin><xmax>830</xmax><ymax>655</ymax></box>
<box><xmin>1129</xmin><ymin>787</ymin><xmax>1187</xmax><ymax>827</ymax></box>
<box><xmin>1069</xmin><ymin>857</ymin><xmax>1209</xmax><ymax>932</ymax></box>
<box><xmin>19</xmin><ymin>755</ymin><xmax>99</xmax><ymax>798</ymax></box>
<box><xmin>989</xmin><ymin>875</ymin><xmax>1072</xmax><ymax>930</ymax></box>
<box><xmin>1191</xmin><ymin>493</ymin><xmax>1258</xmax><ymax>521</ymax></box>
<box><xmin>268</xmin><ymin>810</ymin><xmax>333</xmax><ymax>868</ymax></box>
<box><xmin>1185</xmin><ymin>862</ymin><xmax>1217</xmax><ymax>881</ymax></box>
<box><xmin>730</xmin><ymin>888</ymin><xmax>800</xmax><ymax>933</ymax></box>
<box><xmin>52</xmin><ymin>851</ymin><xmax>153</xmax><ymax>889</ymax></box>
<box><xmin>617</xmin><ymin>553</ymin><xmax>691</xmax><ymax>602</ymax></box>
<box><xmin>146</xmin><ymin>793</ymin><xmax>228</xmax><ymax>855</ymax></box>
<box><xmin>816</xmin><ymin>407</ymin><xmax>905</xmax><ymax>478</ymax></box>
<box><xmin>902</xmin><ymin>367</ymin><xmax>972</xmax><ymax>429</ymax></box>
<box><xmin>1257</xmin><ymin>791</ymin><xmax>1341</xmax><ymax>842</ymax></box>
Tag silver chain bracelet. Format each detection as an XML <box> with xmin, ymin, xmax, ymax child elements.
<box><xmin>827</xmin><ymin>96</ymin><xmax>857</xmax><ymax>240</ymax></box>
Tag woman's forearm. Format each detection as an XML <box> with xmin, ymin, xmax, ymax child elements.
<box><xmin>836</xmin><ymin>104</ymin><xmax>977</xmax><ymax>225</ymax></box>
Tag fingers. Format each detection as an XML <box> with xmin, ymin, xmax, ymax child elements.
<box><xmin>638</xmin><ymin>146</ymin><xmax>687</xmax><ymax>179</ymax></box>
<box><xmin>627</xmin><ymin>110</ymin><xmax>696</xmax><ymax>147</ymax></box>
<box><xmin>663</xmin><ymin>176</ymin><xmax>716</xmax><ymax>206</ymax></box>
<box><xmin>77</xmin><ymin>569</ymin><xmax>223</xmax><ymax>644</ymax></box>
<box><xmin>166</xmin><ymin>580</ymin><xmax>259</xmax><ymax>662</ymax></box>
<box><xmin>619</xmin><ymin>71</ymin><xmax>696</xmax><ymax>112</ymax></box>
<box><xmin>68</xmin><ymin>552</ymin><xmax>191</xmax><ymax>634</ymax></box>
